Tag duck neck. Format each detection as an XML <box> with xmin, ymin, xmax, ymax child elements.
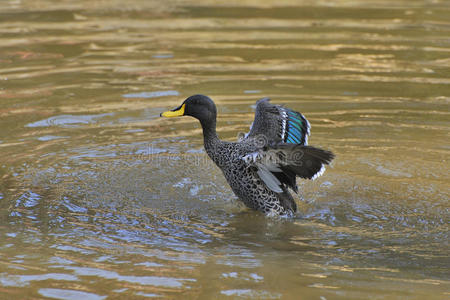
<box><xmin>200</xmin><ymin>118</ymin><xmax>220</xmax><ymax>156</ymax></box>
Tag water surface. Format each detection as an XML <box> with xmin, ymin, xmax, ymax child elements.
<box><xmin>0</xmin><ymin>0</ymin><xmax>449</xmax><ymax>299</ymax></box>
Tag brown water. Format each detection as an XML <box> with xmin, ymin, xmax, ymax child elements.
<box><xmin>0</xmin><ymin>0</ymin><xmax>449</xmax><ymax>299</ymax></box>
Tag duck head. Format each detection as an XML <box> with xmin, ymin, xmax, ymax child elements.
<box><xmin>160</xmin><ymin>94</ymin><xmax>217</xmax><ymax>124</ymax></box>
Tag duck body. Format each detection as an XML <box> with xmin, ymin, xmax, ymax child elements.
<box><xmin>161</xmin><ymin>95</ymin><xmax>334</xmax><ymax>216</ymax></box>
<box><xmin>204</xmin><ymin>137</ymin><xmax>297</xmax><ymax>215</ymax></box>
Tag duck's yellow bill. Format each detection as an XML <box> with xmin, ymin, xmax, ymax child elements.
<box><xmin>161</xmin><ymin>104</ymin><xmax>185</xmax><ymax>118</ymax></box>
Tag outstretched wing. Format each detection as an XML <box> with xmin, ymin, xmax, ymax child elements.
<box><xmin>245</xmin><ymin>98</ymin><xmax>310</xmax><ymax>145</ymax></box>
<box><xmin>243</xmin><ymin>145</ymin><xmax>334</xmax><ymax>194</ymax></box>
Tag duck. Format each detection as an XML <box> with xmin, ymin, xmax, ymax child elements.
<box><xmin>160</xmin><ymin>94</ymin><xmax>334</xmax><ymax>216</ymax></box>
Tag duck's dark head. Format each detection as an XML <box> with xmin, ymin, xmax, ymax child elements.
<box><xmin>160</xmin><ymin>94</ymin><xmax>217</xmax><ymax>123</ymax></box>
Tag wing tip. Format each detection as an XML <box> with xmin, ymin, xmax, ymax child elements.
<box><xmin>257</xmin><ymin>97</ymin><xmax>271</xmax><ymax>102</ymax></box>
<box><xmin>255</xmin><ymin>97</ymin><xmax>271</xmax><ymax>107</ymax></box>
<box><xmin>311</xmin><ymin>164</ymin><xmax>326</xmax><ymax>180</ymax></box>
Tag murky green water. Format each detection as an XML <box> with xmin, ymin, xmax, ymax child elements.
<box><xmin>0</xmin><ymin>0</ymin><xmax>449</xmax><ymax>299</ymax></box>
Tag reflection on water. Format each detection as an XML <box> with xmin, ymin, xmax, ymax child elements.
<box><xmin>0</xmin><ymin>0</ymin><xmax>449</xmax><ymax>298</ymax></box>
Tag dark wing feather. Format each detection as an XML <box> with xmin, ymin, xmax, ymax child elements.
<box><xmin>243</xmin><ymin>145</ymin><xmax>334</xmax><ymax>193</ymax></box>
<box><xmin>245</xmin><ymin>98</ymin><xmax>310</xmax><ymax>146</ymax></box>
<box><xmin>242</xmin><ymin>98</ymin><xmax>333</xmax><ymax>194</ymax></box>
<box><xmin>278</xmin><ymin>145</ymin><xmax>334</xmax><ymax>181</ymax></box>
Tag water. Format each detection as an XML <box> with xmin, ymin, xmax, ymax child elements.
<box><xmin>0</xmin><ymin>0</ymin><xmax>449</xmax><ymax>298</ymax></box>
